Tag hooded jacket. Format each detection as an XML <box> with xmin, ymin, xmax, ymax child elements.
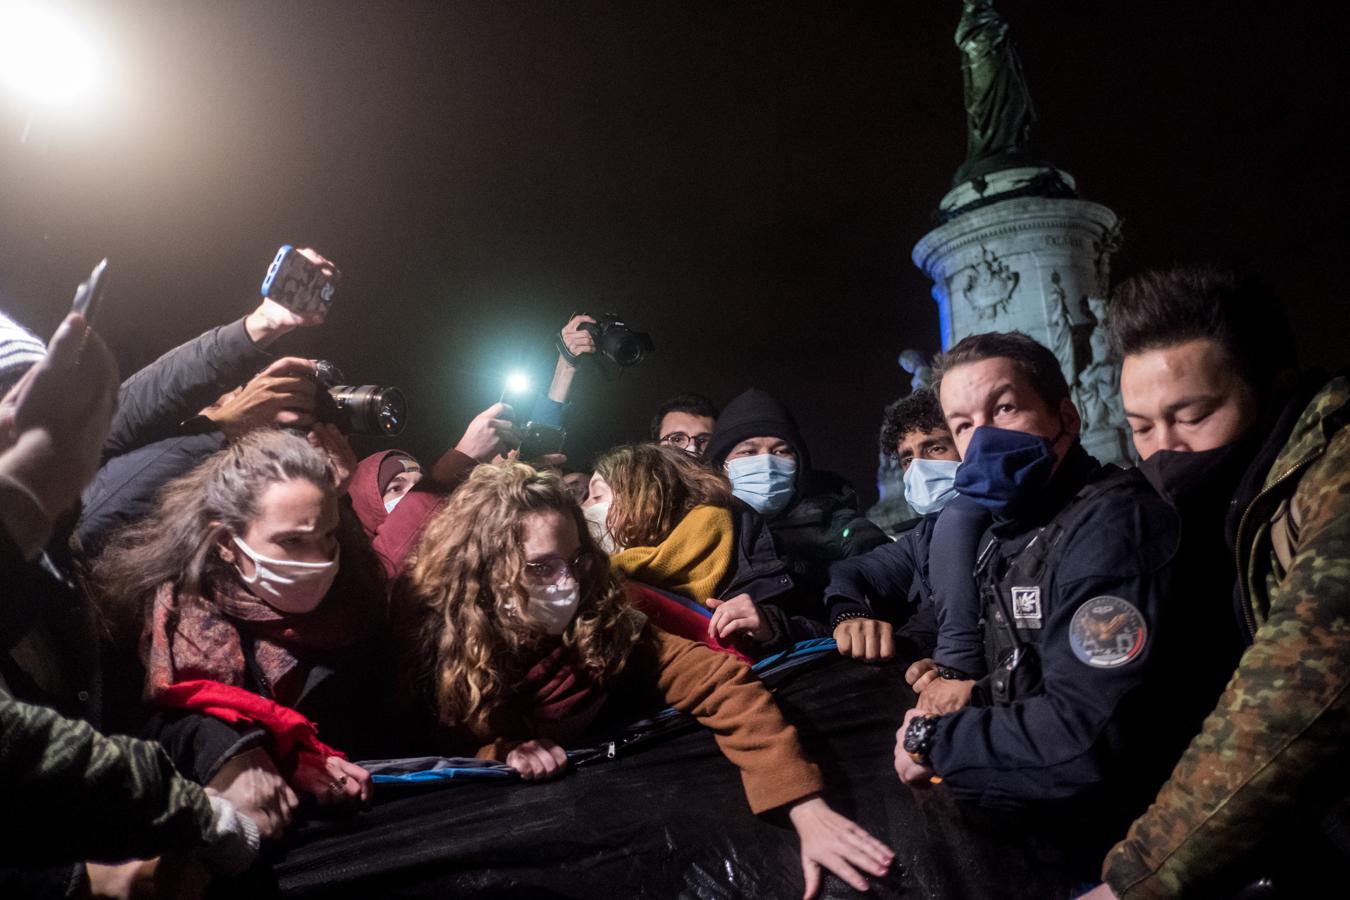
<box><xmin>708</xmin><ymin>389</ymin><xmax>889</xmax><ymax>612</ymax></box>
<box><xmin>349</xmin><ymin>450</ymin><xmax>453</xmax><ymax>580</ymax></box>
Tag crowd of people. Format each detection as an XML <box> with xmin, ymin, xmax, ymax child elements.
<box><xmin>1</xmin><ymin>252</ymin><xmax>1346</xmax><ymax>899</ymax></box>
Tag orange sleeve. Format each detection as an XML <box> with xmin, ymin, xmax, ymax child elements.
<box><xmin>649</xmin><ymin>628</ymin><xmax>823</xmax><ymax>814</ymax></box>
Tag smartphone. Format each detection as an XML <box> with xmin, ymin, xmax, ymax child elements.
<box><xmin>260</xmin><ymin>245</ymin><xmax>340</xmax><ymax>315</ymax></box>
<box><xmin>519</xmin><ymin>421</ymin><xmax>566</xmax><ymax>460</ymax></box>
<box><xmin>71</xmin><ymin>258</ymin><xmax>109</xmax><ymax>325</ymax></box>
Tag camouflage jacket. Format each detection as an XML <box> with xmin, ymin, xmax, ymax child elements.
<box><xmin>0</xmin><ymin>696</ymin><xmax>216</xmax><ymax>867</ymax></box>
<box><xmin>1102</xmin><ymin>375</ymin><xmax>1350</xmax><ymax>897</ymax></box>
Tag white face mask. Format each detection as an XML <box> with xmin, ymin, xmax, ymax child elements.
<box><xmin>524</xmin><ymin>577</ymin><xmax>581</xmax><ymax>635</ymax></box>
<box><xmin>383</xmin><ymin>494</ymin><xmax>406</xmax><ymax>515</ymax></box>
<box><xmin>231</xmin><ymin>536</ymin><xmax>340</xmax><ymax>615</ymax></box>
<box><xmin>726</xmin><ymin>454</ymin><xmax>798</xmax><ymax>516</ymax></box>
<box><xmin>582</xmin><ymin>501</ymin><xmax>618</xmax><ymax>553</ymax></box>
<box><xmin>903</xmin><ymin>458</ymin><xmax>961</xmax><ymax>516</ymax></box>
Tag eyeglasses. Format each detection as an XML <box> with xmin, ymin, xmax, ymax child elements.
<box><xmin>524</xmin><ymin>551</ymin><xmax>595</xmax><ymax>585</ymax></box>
<box><xmin>659</xmin><ymin>432</ymin><xmax>712</xmax><ymax>452</ymax></box>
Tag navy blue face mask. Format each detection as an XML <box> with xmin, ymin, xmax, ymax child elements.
<box><xmin>954</xmin><ymin>425</ymin><xmax>1062</xmax><ymax>515</ymax></box>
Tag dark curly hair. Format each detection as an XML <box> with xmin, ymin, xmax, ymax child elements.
<box><xmin>879</xmin><ymin>389</ymin><xmax>948</xmax><ymax>459</ymax></box>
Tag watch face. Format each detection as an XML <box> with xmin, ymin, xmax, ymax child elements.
<box><xmin>1068</xmin><ymin>596</ymin><xmax>1148</xmax><ymax>668</ymax></box>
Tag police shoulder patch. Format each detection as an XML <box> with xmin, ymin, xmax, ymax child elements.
<box><xmin>1068</xmin><ymin>596</ymin><xmax>1147</xmax><ymax>668</ymax></box>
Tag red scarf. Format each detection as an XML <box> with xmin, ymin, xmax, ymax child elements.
<box><xmin>156</xmin><ymin>679</ymin><xmax>346</xmax><ymax>784</ymax></box>
<box><xmin>143</xmin><ymin>572</ymin><xmax>366</xmax><ymax>705</ymax></box>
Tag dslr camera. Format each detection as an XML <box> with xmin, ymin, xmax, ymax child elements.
<box><xmin>564</xmin><ymin>314</ymin><xmax>654</xmax><ymax>368</ymax></box>
<box><xmin>313</xmin><ymin>360</ymin><xmax>407</xmax><ymax>437</ymax></box>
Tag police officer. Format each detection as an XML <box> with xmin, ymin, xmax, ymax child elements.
<box><xmin>892</xmin><ymin>332</ymin><xmax>1230</xmax><ymax>876</ymax></box>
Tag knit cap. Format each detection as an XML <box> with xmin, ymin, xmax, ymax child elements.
<box><xmin>705</xmin><ymin>388</ymin><xmax>813</xmax><ymax>474</ymax></box>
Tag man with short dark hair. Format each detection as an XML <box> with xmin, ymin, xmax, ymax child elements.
<box><xmin>651</xmin><ymin>392</ymin><xmax>719</xmax><ymax>458</ymax></box>
<box><xmin>1082</xmin><ymin>266</ymin><xmax>1350</xmax><ymax>899</ymax></box>
<box><xmin>894</xmin><ymin>331</ymin><xmax>1229</xmax><ymax>882</ymax></box>
<box><xmin>879</xmin><ymin>390</ymin><xmax>956</xmax><ymax>471</ymax></box>
<box><xmin>825</xmin><ymin>389</ymin><xmax>965</xmax><ymax>663</ymax></box>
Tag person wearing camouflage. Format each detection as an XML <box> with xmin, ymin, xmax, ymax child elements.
<box><xmin>0</xmin><ymin>696</ymin><xmax>260</xmax><ymax>875</ymax></box>
<box><xmin>1089</xmin><ymin>266</ymin><xmax>1350</xmax><ymax>897</ymax></box>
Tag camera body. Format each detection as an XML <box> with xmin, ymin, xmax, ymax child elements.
<box><xmin>519</xmin><ymin>420</ymin><xmax>566</xmax><ymax>460</ymax></box>
<box><xmin>577</xmin><ymin>314</ymin><xmax>654</xmax><ymax>368</ymax></box>
<box><xmin>313</xmin><ymin>360</ymin><xmax>406</xmax><ymax>437</ymax></box>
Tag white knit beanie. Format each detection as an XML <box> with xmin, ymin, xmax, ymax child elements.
<box><xmin>0</xmin><ymin>309</ymin><xmax>46</xmax><ymax>390</ymax></box>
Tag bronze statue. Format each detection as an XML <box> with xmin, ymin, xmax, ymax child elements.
<box><xmin>953</xmin><ymin>0</ymin><xmax>1038</xmax><ymax>184</ymax></box>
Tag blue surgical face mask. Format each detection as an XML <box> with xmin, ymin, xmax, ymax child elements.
<box><xmin>726</xmin><ymin>454</ymin><xmax>798</xmax><ymax>516</ymax></box>
<box><xmin>954</xmin><ymin>426</ymin><xmax>1060</xmax><ymax>515</ymax></box>
<box><xmin>903</xmin><ymin>458</ymin><xmax>960</xmax><ymax>515</ymax></box>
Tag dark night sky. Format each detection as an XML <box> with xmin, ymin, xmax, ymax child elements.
<box><xmin>2</xmin><ymin>1</ymin><xmax>1346</xmax><ymax>499</ymax></box>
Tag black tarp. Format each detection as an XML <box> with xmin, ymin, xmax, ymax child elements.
<box><xmin>244</xmin><ymin>649</ymin><xmax>1079</xmax><ymax>899</ymax></box>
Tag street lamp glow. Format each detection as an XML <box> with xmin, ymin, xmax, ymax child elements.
<box><xmin>504</xmin><ymin>372</ymin><xmax>531</xmax><ymax>395</ymax></box>
<box><xmin>0</xmin><ymin>2</ymin><xmax>99</xmax><ymax>108</ymax></box>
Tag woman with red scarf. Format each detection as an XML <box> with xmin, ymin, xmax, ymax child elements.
<box><xmin>95</xmin><ymin>429</ymin><xmax>388</xmax><ymax>837</ymax></box>
<box><xmin>394</xmin><ymin>463</ymin><xmax>896</xmax><ymax>898</ymax></box>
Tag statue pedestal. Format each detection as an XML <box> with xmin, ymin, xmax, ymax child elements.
<box><xmin>912</xmin><ymin>176</ymin><xmax>1133</xmax><ymax>467</ymax></box>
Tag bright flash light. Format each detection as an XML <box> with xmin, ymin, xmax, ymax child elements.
<box><xmin>504</xmin><ymin>372</ymin><xmax>531</xmax><ymax>395</ymax></box>
<box><xmin>0</xmin><ymin>2</ymin><xmax>99</xmax><ymax>107</ymax></box>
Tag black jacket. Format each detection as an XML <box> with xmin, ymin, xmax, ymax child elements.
<box><xmin>105</xmin><ymin>317</ymin><xmax>274</xmax><ymax>460</ymax></box>
<box><xmin>723</xmin><ymin>501</ymin><xmax>826</xmax><ymax>651</ymax></box>
<box><xmin>768</xmin><ymin>470</ymin><xmax>891</xmax><ymax>609</ymax></box>
<box><xmin>928</xmin><ymin>445</ymin><xmax>1234</xmax><ymax>869</ymax></box>
<box><xmin>824</xmin><ymin>512</ymin><xmax>939</xmax><ymax>655</ymax></box>
<box><xmin>77</xmin><ymin>318</ymin><xmax>274</xmax><ymax>554</ymax></box>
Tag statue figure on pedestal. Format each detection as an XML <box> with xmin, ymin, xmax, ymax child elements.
<box><xmin>898</xmin><ymin>349</ymin><xmax>933</xmax><ymax>394</ymax></box>
<box><xmin>953</xmin><ymin>0</ymin><xmax>1038</xmax><ymax>184</ymax></box>
<box><xmin>1072</xmin><ymin>300</ymin><xmax>1126</xmax><ymax>433</ymax></box>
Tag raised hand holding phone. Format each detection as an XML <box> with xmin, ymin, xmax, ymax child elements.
<box><xmin>259</xmin><ymin>246</ymin><xmax>340</xmax><ymax>319</ymax></box>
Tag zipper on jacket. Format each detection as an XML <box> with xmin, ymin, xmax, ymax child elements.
<box><xmin>1232</xmin><ymin>449</ymin><xmax>1322</xmax><ymax>639</ymax></box>
<box><xmin>606</xmin><ymin>741</ymin><xmax>616</xmax><ymax>759</ymax></box>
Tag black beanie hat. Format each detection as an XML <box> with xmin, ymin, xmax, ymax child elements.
<box><xmin>706</xmin><ymin>388</ymin><xmax>812</xmax><ymax>473</ymax></box>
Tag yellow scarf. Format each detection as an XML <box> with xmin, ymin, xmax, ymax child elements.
<box><xmin>610</xmin><ymin>505</ymin><xmax>735</xmax><ymax>607</ymax></box>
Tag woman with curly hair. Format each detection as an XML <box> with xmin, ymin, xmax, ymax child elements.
<box><xmin>586</xmin><ymin>444</ymin><xmax>808</xmax><ymax>654</ymax></box>
<box><xmin>396</xmin><ymin>462</ymin><xmax>894</xmax><ymax>896</ymax></box>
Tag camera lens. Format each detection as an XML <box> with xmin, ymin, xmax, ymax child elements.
<box><xmin>327</xmin><ymin>385</ymin><xmax>407</xmax><ymax>436</ymax></box>
<box><xmin>604</xmin><ymin>331</ymin><xmax>642</xmax><ymax>366</ymax></box>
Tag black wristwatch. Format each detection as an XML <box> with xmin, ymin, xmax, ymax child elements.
<box><xmin>936</xmin><ymin>665</ymin><xmax>970</xmax><ymax>681</ymax></box>
<box><xmin>902</xmin><ymin>714</ymin><xmax>940</xmax><ymax>766</ymax></box>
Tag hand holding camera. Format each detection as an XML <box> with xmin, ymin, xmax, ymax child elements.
<box><xmin>557</xmin><ymin>315</ymin><xmax>598</xmax><ymax>366</ymax></box>
<box><xmin>202</xmin><ymin>357</ymin><xmax>318</xmax><ymax>440</ymax></box>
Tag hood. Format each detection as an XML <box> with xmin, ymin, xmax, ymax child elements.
<box><xmin>350</xmin><ymin>449</ymin><xmax>420</xmax><ymax>538</ymax></box>
<box><xmin>706</xmin><ymin>388</ymin><xmax>813</xmax><ymax>476</ymax></box>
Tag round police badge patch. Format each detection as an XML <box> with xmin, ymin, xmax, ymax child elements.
<box><xmin>1068</xmin><ymin>596</ymin><xmax>1147</xmax><ymax>668</ymax></box>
